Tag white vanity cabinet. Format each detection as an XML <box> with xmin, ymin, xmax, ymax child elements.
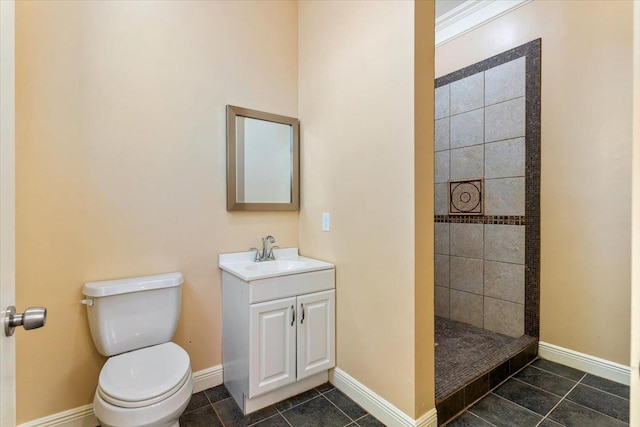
<box><xmin>249</xmin><ymin>289</ymin><xmax>335</xmax><ymax>397</ymax></box>
<box><xmin>220</xmin><ymin>252</ymin><xmax>335</xmax><ymax>415</ymax></box>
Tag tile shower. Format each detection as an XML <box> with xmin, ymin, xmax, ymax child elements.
<box><xmin>433</xmin><ymin>40</ymin><xmax>541</xmax><ymax>425</ymax></box>
<box><xmin>434</xmin><ymin>56</ymin><xmax>527</xmax><ymax>337</ymax></box>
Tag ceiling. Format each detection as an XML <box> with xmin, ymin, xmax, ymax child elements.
<box><xmin>435</xmin><ymin>0</ymin><xmax>468</xmax><ymax>18</ymax></box>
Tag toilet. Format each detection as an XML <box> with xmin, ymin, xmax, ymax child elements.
<box><xmin>82</xmin><ymin>272</ymin><xmax>193</xmax><ymax>427</ymax></box>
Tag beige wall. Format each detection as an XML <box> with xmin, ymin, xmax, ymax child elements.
<box><xmin>15</xmin><ymin>1</ymin><xmax>298</xmax><ymax>422</ymax></box>
<box><xmin>298</xmin><ymin>1</ymin><xmax>435</xmax><ymax>418</ymax></box>
<box><xmin>630</xmin><ymin>2</ymin><xmax>640</xmax><ymax>423</ymax></box>
<box><xmin>436</xmin><ymin>0</ymin><xmax>633</xmax><ymax>365</ymax></box>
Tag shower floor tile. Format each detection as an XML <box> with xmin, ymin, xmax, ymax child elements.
<box><xmin>435</xmin><ymin>316</ymin><xmax>537</xmax><ymax>402</ymax></box>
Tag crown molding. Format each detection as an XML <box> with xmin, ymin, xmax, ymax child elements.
<box><xmin>436</xmin><ymin>0</ymin><xmax>532</xmax><ymax>47</ymax></box>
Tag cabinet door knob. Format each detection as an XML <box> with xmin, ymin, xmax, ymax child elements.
<box><xmin>300</xmin><ymin>303</ymin><xmax>305</xmax><ymax>324</ymax></box>
<box><xmin>291</xmin><ymin>305</ymin><xmax>295</xmax><ymax>326</ymax></box>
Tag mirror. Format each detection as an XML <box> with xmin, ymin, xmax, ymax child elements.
<box><xmin>226</xmin><ymin>105</ymin><xmax>299</xmax><ymax>211</ymax></box>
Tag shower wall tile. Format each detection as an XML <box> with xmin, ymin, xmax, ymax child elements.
<box><xmin>450</xmin><ymin>290</ymin><xmax>483</xmax><ymax>328</ymax></box>
<box><xmin>450</xmin><ymin>223</ymin><xmax>483</xmax><ymax>259</ymax></box>
<box><xmin>450</xmin><ymin>256</ymin><xmax>483</xmax><ymax>295</ymax></box>
<box><xmin>435</xmin><ymin>118</ymin><xmax>450</xmax><ymax>152</ymax></box>
<box><xmin>450</xmin><ymin>109</ymin><xmax>484</xmax><ymax>149</ymax></box>
<box><xmin>485</xmin><ymin>177</ymin><xmax>525</xmax><ymax>216</ymax></box>
<box><xmin>485</xmin><ymin>97</ymin><xmax>525</xmax><ymax>143</ymax></box>
<box><xmin>450</xmin><ymin>145</ymin><xmax>484</xmax><ymax>181</ymax></box>
<box><xmin>436</xmin><ymin>85</ymin><xmax>450</xmax><ymax>120</ymax></box>
<box><xmin>450</xmin><ymin>72</ymin><xmax>484</xmax><ymax>115</ymax></box>
<box><xmin>485</xmin><ymin>57</ymin><xmax>526</xmax><ymax>106</ymax></box>
<box><xmin>485</xmin><ymin>138</ymin><xmax>525</xmax><ymax>179</ymax></box>
<box><xmin>435</xmin><ymin>254</ymin><xmax>450</xmax><ymax>288</ymax></box>
<box><xmin>484</xmin><ymin>297</ymin><xmax>524</xmax><ymax>337</ymax></box>
<box><xmin>435</xmin><ymin>183</ymin><xmax>449</xmax><ymax>215</ymax></box>
<box><xmin>484</xmin><ymin>225</ymin><xmax>525</xmax><ymax>264</ymax></box>
<box><xmin>484</xmin><ymin>260</ymin><xmax>525</xmax><ymax>304</ymax></box>
<box><xmin>435</xmin><ymin>150</ymin><xmax>450</xmax><ymax>184</ymax></box>
<box><xmin>435</xmin><ymin>223</ymin><xmax>450</xmax><ymax>255</ymax></box>
<box><xmin>435</xmin><ymin>286</ymin><xmax>450</xmax><ymax>318</ymax></box>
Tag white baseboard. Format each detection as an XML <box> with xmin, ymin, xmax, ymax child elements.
<box><xmin>17</xmin><ymin>405</ymin><xmax>98</xmax><ymax>427</ymax></box>
<box><xmin>192</xmin><ymin>364</ymin><xmax>223</xmax><ymax>393</ymax></box>
<box><xmin>538</xmin><ymin>342</ymin><xmax>630</xmax><ymax>385</ymax></box>
<box><xmin>331</xmin><ymin>368</ymin><xmax>438</xmax><ymax>427</ymax></box>
<box><xmin>18</xmin><ymin>364</ymin><xmax>224</xmax><ymax>427</ymax></box>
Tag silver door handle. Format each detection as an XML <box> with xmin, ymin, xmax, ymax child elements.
<box><xmin>3</xmin><ymin>306</ymin><xmax>47</xmax><ymax>337</ymax></box>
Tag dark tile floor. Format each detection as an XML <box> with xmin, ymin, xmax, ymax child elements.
<box><xmin>179</xmin><ymin>382</ymin><xmax>385</xmax><ymax>427</ymax></box>
<box><xmin>446</xmin><ymin>358</ymin><xmax>630</xmax><ymax>426</ymax></box>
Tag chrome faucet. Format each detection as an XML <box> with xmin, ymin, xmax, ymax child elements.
<box><xmin>250</xmin><ymin>235</ymin><xmax>277</xmax><ymax>262</ymax></box>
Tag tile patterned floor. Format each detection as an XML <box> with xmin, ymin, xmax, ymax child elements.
<box><xmin>179</xmin><ymin>382</ymin><xmax>385</xmax><ymax>427</ymax></box>
<box><xmin>446</xmin><ymin>358</ymin><xmax>630</xmax><ymax>426</ymax></box>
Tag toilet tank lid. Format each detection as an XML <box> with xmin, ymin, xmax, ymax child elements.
<box><xmin>83</xmin><ymin>272</ymin><xmax>184</xmax><ymax>297</ymax></box>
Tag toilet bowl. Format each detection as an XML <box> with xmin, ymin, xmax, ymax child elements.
<box><xmin>82</xmin><ymin>273</ymin><xmax>193</xmax><ymax>427</ymax></box>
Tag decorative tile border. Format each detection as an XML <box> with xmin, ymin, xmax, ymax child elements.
<box><xmin>435</xmin><ymin>215</ymin><xmax>525</xmax><ymax>225</ymax></box>
<box><xmin>435</xmin><ymin>38</ymin><xmax>541</xmax><ymax>337</ymax></box>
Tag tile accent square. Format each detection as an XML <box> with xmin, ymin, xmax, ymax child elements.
<box><xmin>484</xmin><ymin>297</ymin><xmax>524</xmax><ymax>337</ymax></box>
<box><xmin>485</xmin><ymin>97</ymin><xmax>525</xmax><ymax>143</ymax></box>
<box><xmin>435</xmin><ymin>150</ymin><xmax>450</xmax><ymax>184</ymax></box>
<box><xmin>449</xmin><ymin>179</ymin><xmax>483</xmax><ymax>215</ymax></box>
<box><xmin>485</xmin><ymin>57</ymin><xmax>526</xmax><ymax>106</ymax></box>
<box><xmin>435</xmin><ymin>85</ymin><xmax>450</xmax><ymax>120</ymax></box>
<box><xmin>484</xmin><ymin>260</ymin><xmax>524</xmax><ymax>304</ymax></box>
<box><xmin>435</xmin><ymin>286</ymin><xmax>450</xmax><ymax>318</ymax></box>
<box><xmin>451</xmin><ymin>72</ymin><xmax>484</xmax><ymax>115</ymax></box>
<box><xmin>484</xmin><ymin>224</ymin><xmax>524</xmax><ymax>264</ymax></box>
<box><xmin>450</xmin><ymin>145</ymin><xmax>484</xmax><ymax>181</ymax></box>
<box><xmin>485</xmin><ymin>137</ymin><xmax>525</xmax><ymax>179</ymax></box>
<box><xmin>450</xmin><ymin>223</ymin><xmax>483</xmax><ymax>258</ymax></box>
<box><xmin>435</xmin><ymin>117</ymin><xmax>450</xmax><ymax>152</ymax></box>
<box><xmin>435</xmin><ymin>183</ymin><xmax>449</xmax><ymax>215</ymax></box>
<box><xmin>485</xmin><ymin>177</ymin><xmax>525</xmax><ymax>216</ymax></box>
<box><xmin>435</xmin><ymin>254</ymin><xmax>450</xmax><ymax>287</ymax></box>
<box><xmin>450</xmin><ymin>256</ymin><xmax>483</xmax><ymax>295</ymax></box>
<box><xmin>450</xmin><ymin>290</ymin><xmax>483</xmax><ymax>328</ymax></box>
<box><xmin>435</xmin><ymin>223</ymin><xmax>450</xmax><ymax>255</ymax></box>
<box><xmin>451</xmin><ymin>108</ymin><xmax>484</xmax><ymax>149</ymax></box>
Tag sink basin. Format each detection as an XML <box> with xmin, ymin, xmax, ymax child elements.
<box><xmin>219</xmin><ymin>248</ymin><xmax>334</xmax><ymax>281</ymax></box>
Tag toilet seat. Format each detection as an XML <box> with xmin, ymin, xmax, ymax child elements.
<box><xmin>98</xmin><ymin>342</ymin><xmax>191</xmax><ymax>409</ymax></box>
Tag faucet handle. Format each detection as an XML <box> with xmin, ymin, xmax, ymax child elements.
<box><xmin>249</xmin><ymin>247</ymin><xmax>260</xmax><ymax>262</ymax></box>
<box><xmin>267</xmin><ymin>245</ymin><xmax>280</xmax><ymax>260</ymax></box>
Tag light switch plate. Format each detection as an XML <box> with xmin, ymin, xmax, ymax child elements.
<box><xmin>322</xmin><ymin>212</ymin><xmax>331</xmax><ymax>232</ymax></box>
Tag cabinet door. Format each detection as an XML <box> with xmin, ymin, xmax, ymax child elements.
<box><xmin>249</xmin><ymin>297</ymin><xmax>296</xmax><ymax>398</ymax></box>
<box><xmin>297</xmin><ymin>290</ymin><xmax>335</xmax><ymax>380</ymax></box>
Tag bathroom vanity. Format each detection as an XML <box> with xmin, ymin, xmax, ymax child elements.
<box><xmin>219</xmin><ymin>248</ymin><xmax>335</xmax><ymax>414</ymax></box>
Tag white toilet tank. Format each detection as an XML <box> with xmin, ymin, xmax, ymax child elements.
<box><xmin>83</xmin><ymin>272</ymin><xmax>184</xmax><ymax>357</ymax></box>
